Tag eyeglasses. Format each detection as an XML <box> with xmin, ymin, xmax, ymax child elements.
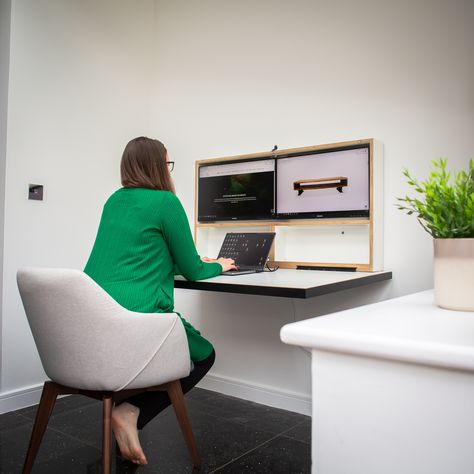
<box><xmin>167</xmin><ymin>161</ymin><xmax>175</xmax><ymax>172</ymax></box>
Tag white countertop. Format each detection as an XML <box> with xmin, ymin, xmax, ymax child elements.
<box><xmin>281</xmin><ymin>290</ymin><xmax>474</xmax><ymax>371</ymax></box>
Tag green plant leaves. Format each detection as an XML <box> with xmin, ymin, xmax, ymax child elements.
<box><xmin>397</xmin><ymin>158</ymin><xmax>474</xmax><ymax>238</ymax></box>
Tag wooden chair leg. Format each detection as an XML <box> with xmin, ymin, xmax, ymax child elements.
<box><xmin>22</xmin><ymin>381</ymin><xmax>60</xmax><ymax>474</ymax></box>
<box><xmin>102</xmin><ymin>395</ymin><xmax>113</xmax><ymax>474</ymax></box>
<box><xmin>167</xmin><ymin>380</ymin><xmax>201</xmax><ymax>469</ymax></box>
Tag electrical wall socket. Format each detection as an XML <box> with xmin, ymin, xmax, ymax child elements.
<box><xmin>28</xmin><ymin>184</ymin><xmax>43</xmax><ymax>201</ymax></box>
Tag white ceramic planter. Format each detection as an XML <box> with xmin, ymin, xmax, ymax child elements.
<box><xmin>434</xmin><ymin>238</ymin><xmax>474</xmax><ymax>311</ymax></box>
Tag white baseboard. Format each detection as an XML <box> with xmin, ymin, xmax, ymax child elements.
<box><xmin>0</xmin><ymin>383</ymin><xmax>43</xmax><ymax>414</ymax></box>
<box><xmin>197</xmin><ymin>372</ymin><xmax>311</xmax><ymax>416</ymax></box>
<box><xmin>0</xmin><ymin>375</ymin><xmax>312</xmax><ymax>417</ymax></box>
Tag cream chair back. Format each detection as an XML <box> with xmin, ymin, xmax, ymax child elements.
<box><xmin>17</xmin><ymin>267</ymin><xmax>190</xmax><ymax>391</ymax></box>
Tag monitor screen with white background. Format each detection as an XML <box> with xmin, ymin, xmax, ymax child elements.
<box><xmin>275</xmin><ymin>145</ymin><xmax>370</xmax><ymax>219</ymax></box>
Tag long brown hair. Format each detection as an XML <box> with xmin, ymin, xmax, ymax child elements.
<box><xmin>120</xmin><ymin>136</ymin><xmax>175</xmax><ymax>193</ymax></box>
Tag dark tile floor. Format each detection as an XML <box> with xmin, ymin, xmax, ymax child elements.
<box><xmin>0</xmin><ymin>388</ymin><xmax>311</xmax><ymax>473</ymax></box>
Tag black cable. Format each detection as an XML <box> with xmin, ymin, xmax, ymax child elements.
<box><xmin>264</xmin><ymin>262</ymin><xmax>279</xmax><ymax>272</ymax></box>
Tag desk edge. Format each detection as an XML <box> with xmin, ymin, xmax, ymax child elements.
<box><xmin>175</xmin><ymin>271</ymin><xmax>392</xmax><ymax>299</ymax></box>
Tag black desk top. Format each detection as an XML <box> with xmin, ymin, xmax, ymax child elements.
<box><xmin>175</xmin><ymin>269</ymin><xmax>392</xmax><ymax>299</ymax></box>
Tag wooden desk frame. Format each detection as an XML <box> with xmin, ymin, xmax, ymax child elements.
<box><xmin>194</xmin><ymin>138</ymin><xmax>383</xmax><ymax>272</ymax></box>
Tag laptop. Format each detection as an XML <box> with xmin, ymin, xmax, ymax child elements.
<box><xmin>217</xmin><ymin>232</ymin><xmax>276</xmax><ymax>276</ymax></box>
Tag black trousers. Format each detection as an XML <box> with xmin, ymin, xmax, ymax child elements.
<box><xmin>125</xmin><ymin>350</ymin><xmax>216</xmax><ymax>430</ymax></box>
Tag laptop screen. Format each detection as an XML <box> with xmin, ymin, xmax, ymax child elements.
<box><xmin>217</xmin><ymin>233</ymin><xmax>275</xmax><ymax>269</ymax></box>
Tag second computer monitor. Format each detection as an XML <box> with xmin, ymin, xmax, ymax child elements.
<box><xmin>275</xmin><ymin>145</ymin><xmax>370</xmax><ymax>219</ymax></box>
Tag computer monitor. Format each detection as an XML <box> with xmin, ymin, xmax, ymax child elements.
<box><xmin>197</xmin><ymin>158</ymin><xmax>275</xmax><ymax>222</ymax></box>
<box><xmin>275</xmin><ymin>144</ymin><xmax>370</xmax><ymax>219</ymax></box>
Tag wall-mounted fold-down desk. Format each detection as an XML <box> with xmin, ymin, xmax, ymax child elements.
<box><xmin>175</xmin><ymin>268</ymin><xmax>392</xmax><ymax>414</ymax></box>
<box><xmin>175</xmin><ymin>269</ymin><xmax>392</xmax><ymax>298</ymax></box>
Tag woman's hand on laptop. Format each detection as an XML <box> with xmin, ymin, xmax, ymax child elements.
<box><xmin>217</xmin><ymin>257</ymin><xmax>237</xmax><ymax>272</ymax></box>
<box><xmin>201</xmin><ymin>255</ymin><xmax>237</xmax><ymax>272</ymax></box>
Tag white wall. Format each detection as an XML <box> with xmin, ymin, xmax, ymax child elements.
<box><xmin>1</xmin><ymin>0</ymin><xmax>156</xmax><ymax>408</ymax></box>
<box><xmin>150</xmin><ymin>0</ymin><xmax>474</xmax><ymax>412</ymax></box>
<box><xmin>1</xmin><ymin>0</ymin><xmax>473</xmax><ymax>413</ymax></box>
<box><xmin>0</xmin><ymin>0</ymin><xmax>12</xmax><ymax>388</ymax></box>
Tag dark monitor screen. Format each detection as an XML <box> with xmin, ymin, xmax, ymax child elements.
<box><xmin>198</xmin><ymin>159</ymin><xmax>275</xmax><ymax>221</ymax></box>
<box><xmin>275</xmin><ymin>145</ymin><xmax>370</xmax><ymax>219</ymax></box>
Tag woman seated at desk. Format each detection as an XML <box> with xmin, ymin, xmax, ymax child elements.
<box><xmin>84</xmin><ymin>136</ymin><xmax>236</xmax><ymax>465</ymax></box>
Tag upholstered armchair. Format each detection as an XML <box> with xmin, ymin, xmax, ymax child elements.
<box><xmin>17</xmin><ymin>267</ymin><xmax>199</xmax><ymax>474</ymax></box>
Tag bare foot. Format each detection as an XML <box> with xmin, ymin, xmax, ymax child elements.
<box><xmin>112</xmin><ymin>402</ymin><xmax>148</xmax><ymax>465</ymax></box>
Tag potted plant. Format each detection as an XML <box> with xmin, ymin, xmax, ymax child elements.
<box><xmin>398</xmin><ymin>158</ymin><xmax>474</xmax><ymax>311</ymax></box>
